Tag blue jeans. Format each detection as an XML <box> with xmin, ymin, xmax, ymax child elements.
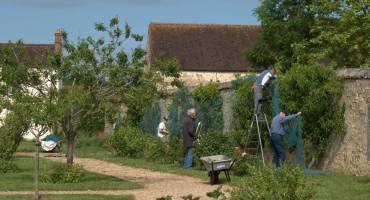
<box><xmin>270</xmin><ymin>133</ymin><xmax>285</xmax><ymax>168</ymax></box>
<box><xmin>184</xmin><ymin>147</ymin><xmax>193</xmax><ymax>168</ymax></box>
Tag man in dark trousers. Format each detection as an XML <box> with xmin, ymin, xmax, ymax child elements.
<box><xmin>253</xmin><ymin>66</ymin><xmax>275</xmax><ymax>115</ymax></box>
<box><xmin>270</xmin><ymin>111</ymin><xmax>302</xmax><ymax>168</ymax></box>
<box><xmin>182</xmin><ymin>108</ymin><xmax>196</xmax><ymax>169</ymax></box>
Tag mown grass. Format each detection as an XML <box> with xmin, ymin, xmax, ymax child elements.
<box><xmin>0</xmin><ymin>195</ymin><xmax>134</xmax><ymax>200</ymax></box>
<box><xmin>0</xmin><ymin>156</ymin><xmax>141</xmax><ymax>191</ymax></box>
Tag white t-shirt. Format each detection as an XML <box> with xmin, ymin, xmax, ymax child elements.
<box><xmin>157</xmin><ymin>121</ymin><xmax>167</xmax><ymax>138</ymax></box>
<box><xmin>261</xmin><ymin>72</ymin><xmax>273</xmax><ymax>86</ymax></box>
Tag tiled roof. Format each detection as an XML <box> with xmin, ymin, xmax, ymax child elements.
<box><xmin>147</xmin><ymin>23</ymin><xmax>260</xmax><ymax>72</ymax></box>
<box><xmin>0</xmin><ymin>43</ymin><xmax>55</xmax><ymax>60</ymax></box>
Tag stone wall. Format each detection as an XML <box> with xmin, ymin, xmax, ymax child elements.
<box><xmin>180</xmin><ymin>71</ymin><xmax>246</xmax><ymax>87</ymax></box>
<box><xmin>324</xmin><ymin>68</ymin><xmax>370</xmax><ymax>176</ymax></box>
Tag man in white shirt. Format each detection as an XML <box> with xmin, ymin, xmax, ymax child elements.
<box><xmin>253</xmin><ymin>66</ymin><xmax>275</xmax><ymax>115</ymax></box>
<box><xmin>157</xmin><ymin>117</ymin><xmax>169</xmax><ymax>142</ymax></box>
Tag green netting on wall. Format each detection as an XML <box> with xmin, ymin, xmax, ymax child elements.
<box><xmin>167</xmin><ymin>85</ymin><xmax>224</xmax><ymax>135</ymax></box>
<box><xmin>168</xmin><ymin>87</ymin><xmax>195</xmax><ymax>135</ymax></box>
<box><xmin>139</xmin><ymin>101</ymin><xmax>162</xmax><ymax>136</ymax></box>
<box><xmin>196</xmin><ymin>95</ymin><xmax>224</xmax><ymax>133</ymax></box>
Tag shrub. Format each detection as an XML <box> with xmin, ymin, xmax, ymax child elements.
<box><xmin>230</xmin><ymin>162</ymin><xmax>315</xmax><ymax>200</ymax></box>
<box><xmin>144</xmin><ymin>134</ymin><xmax>184</xmax><ymax>164</ymax></box>
<box><xmin>144</xmin><ymin>138</ymin><xmax>167</xmax><ymax>163</ymax></box>
<box><xmin>0</xmin><ymin>160</ymin><xmax>20</xmax><ymax>173</ymax></box>
<box><xmin>41</xmin><ymin>162</ymin><xmax>85</xmax><ymax>183</ymax></box>
<box><xmin>227</xmin><ymin>131</ymin><xmax>248</xmax><ymax>150</ymax></box>
<box><xmin>192</xmin><ymin>82</ymin><xmax>219</xmax><ymax>105</ymax></box>
<box><xmin>164</xmin><ymin>134</ymin><xmax>184</xmax><ymax>164</ymax></box>
<box><xmin>0</xmin><ymin>112</ymin><xmax>29</xmax><ymax>161</ymax></box>
<box><xmin>106</xmin><ymin>127</ymin><xmax>149</xmax><ymax>158</ymax></box>
<box><xmin>279</xmin><ymin>64</ymin><xmax>344</xmax><ymax>160</ymax></box>
<box><xmin>194</xmin><ymin>132</ymin><xmax>234</xmax><ymax>168</ymax></box>
<box><xmin>232</xmin><ymin>156</ymin><xmax>260</xmax><ymax>177</ymax></box>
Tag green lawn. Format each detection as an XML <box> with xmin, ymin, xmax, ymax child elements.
<box><xmin>74</xmin><ymin>144</ymin><xmax>370</xmax><ymax>200</ymax></box>
<box><xmin>17</xmin><ymin>140</ymin><xmax>36</xmax><ymax>152</ymax></box>
<box><xmin>1</xmin><ymin>156</ymin><xmax>141</xmax><ymax>191</ymax></box>
<box><xmin>0</xmin><ymin>195</ymin><xmax>134</xmax><ymax>200</ymax></box>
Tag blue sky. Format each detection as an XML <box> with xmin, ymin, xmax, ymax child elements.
<box><xmin>0</xmin><ymin>0</ymin><xmax>261</xmax><ymax>50</ymax></box>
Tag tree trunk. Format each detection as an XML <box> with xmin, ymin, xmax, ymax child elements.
<box><xmin>66</xmin><ymin>132</ymin><xmax>76</xmax><ymax>165</ymax></box>
<box><xmin>34</xmin><ymin>137</ymin><xmax>40</xmax><ymax>200</ymax></box>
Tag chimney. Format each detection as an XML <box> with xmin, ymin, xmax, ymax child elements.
<box><xmin>54</xmin><ymin>28</ymin><xmax>62</xmax><ymax>53</ymax></box>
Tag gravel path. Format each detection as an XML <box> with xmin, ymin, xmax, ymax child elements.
<box><xmin>2</xmin><ymin>153</ymin><xmax>231</xmax><ymax>200</ymax></box>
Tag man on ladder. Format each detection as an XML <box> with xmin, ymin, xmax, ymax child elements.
<box><xmin>245</xmin><ymin>66</ymin><xmax>275</xmax><ymax>166</ymax></box>
<box><xmin>253</xmin><ymin>66</ymin><xmax>275</xmax><ymax>116</ymax></box>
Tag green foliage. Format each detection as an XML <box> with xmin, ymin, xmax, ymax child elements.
<box><xmin>227</xmin><ymin>131</ymin><xmax>248</xmax><ymax>150</ymax></box>
<box><xmin>41</xmin><ymin>162</ymin><xmax>85</xmax><ymax>184</ymax></box>
<box><xmin>246</xmin><ymin>0</ymin><xmax>316</xmax><ymax>72</ymax></box>
<box><xmin>181</xmin><ymin>195</ymin><xmax>200</xmax><ymax>200</ymax></box>
<box><xmin>164</xmin><ymin>134</ymin><xmax>184</xmax><ymax>164</ymax></box>
<box><xmin>0</xmin><ymin>112</ymin><xmax>29</xmax><ymax>162</ymax></box>
<box><xmin>230</xmin><ymin>163</ymin><xmax>315</xmax><ymax>200</ymax></box>
<box><xmin>232</xmin><ymin>156</ymin><xmax>261</xmax><ymax>177</ymax></box>
<box><xmin>107</xmin><ymin>126</ymin><xmax>184</xmax><ymax>164</ymax></box>
<box><xmin>106</xmin><ymin>127</ymin><xmax>149</xmax><ymax>158</ymax></box>
<box><xmin>192</xmin><ymin>82</ymin><xmax>223</xmax><ymax>133</ymax></box>
<box><xmin>143</xmin><ymin>134</ymin><xmax>184</xmax><ymax>164</ymax></box>
<box><xmin>207</xmin><ymin>187</ymin><xmax>227</xmax><ymax>200</ymax></box>
<box><xmin>0</xmin><ymin>160</ymin><xmax>20</xmax><ymax>173</ymax></box>
<box><xmin>194</xmin><ymin>132</ymin><xmax>234</xmax><ymax>168</ymax></box>
<box><xmin>144</xmin><ymin>138</ymin><xmax>167</xmax><ymax>162</ymax></box>
<box><xmin>294</xmin><ymin>1</ymin><xmax>370</xmax><ymax>69</ymax></box>
<box><xmin>156</xmin><ymin>196</ymin><xmax>173</xmax><ymax>200</ymax></box>
<box><xmin>279</xmin><ymin>64</ymin><xmax>345</xmax><ymax>158</ymax></box>
<box><xmin>151</xmin><ymin>54</ymin><xmax>182</xmax><ymax>87</ymax></box>
<box><xmin>192</xmin><ymin>82</ymin><xmax>219</xmax><ymax>105</ymax></box>
<box><xmin>248</xmin><ymin>1</ymin><xmax>370</xmax><ymax>70</ymax></box>
<box><xmin>231</xmin><ymin>75</ymin><xmax>256</xmax><ymax>130</ymax></box>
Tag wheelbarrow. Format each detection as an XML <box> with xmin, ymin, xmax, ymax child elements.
<box><xmin>200</xmin><ymin>155</ymin><xmax>236</xmax><ymax>185</ymax></box>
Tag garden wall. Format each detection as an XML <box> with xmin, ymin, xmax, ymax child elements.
<box><xmin>323</xmin><ymin>68</ymin><xmax>370</xmax><ymax>176</ymax></box>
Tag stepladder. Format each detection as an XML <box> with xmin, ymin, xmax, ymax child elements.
<box><xmin>245</xmin><ymin>111</ymin><xmax>271</xmax><ymax>166</ymax></box>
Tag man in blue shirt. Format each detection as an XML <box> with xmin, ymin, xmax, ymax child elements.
<box><xmin>270</xmin><ymin>111</ymin><xmax>302</xmax><ymax>168</ymax></box>
<box><xmin>253</xmin><ymin>67</ymin><xmax>275</xmax><ymax>115</ymax></box>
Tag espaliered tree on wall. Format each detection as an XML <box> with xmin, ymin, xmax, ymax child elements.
<box><xmin>245</xmin><ymin>0</ymin><xmax>369</xmax><ymax>164</ymax></box>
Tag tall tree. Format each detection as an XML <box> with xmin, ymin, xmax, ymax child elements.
<box><xmin>293</xmin><ymin>0</ymin><xmax>370</xmax><ymax>68</ymax></box>
<box><xmin>246</xmin><ymin>0</ymin><xmax>316</xmax><ymax>72</ymax></box>
<box><xmin>57</xmin><ymin>17</ymin><xmax>179</xmax><ymax>164</ymax></box>
<box><xmin>0</xmin><ymin>41</ymin><xmax>59</xmax><ymax>200</ymax></box>
<box><xmin>247</xmin><ymin>0</ymin><xmax>370</xmax><ymax>70</ymax></box>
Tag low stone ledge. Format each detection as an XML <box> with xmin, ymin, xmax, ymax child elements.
<box><xmin>336</xmin><ymin>68</ymin><xmax>370</xmax><ymax>79</ymax></box>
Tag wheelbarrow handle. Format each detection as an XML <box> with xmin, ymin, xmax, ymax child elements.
<box><xmin>229</xmin><ymin>159</ymin><xmax>236</xmax><ymax>170</ymax></box>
